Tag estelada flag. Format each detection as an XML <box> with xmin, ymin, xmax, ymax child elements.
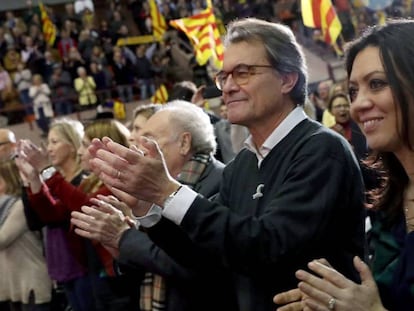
<box><xmin>301</xmin><ymin>0</ymin><xmax>342</xmax><ymax>45</ymax></box>
<box><xmin>39</xmin><ymin>2</ymin><xmax>57</xmax><ymax>47</ymax></box>
<box><xmin>169</xmin><ymin>4</ymin><xmax>223</xmax><ymax>69</ymax></box>
<box><xmin>151</xmin><ymin>84</ymin><xmax>168</xmax><ymax>104</ymax></box>
<box><xmin>149</xmin><ymin>0</ymin><xmax>167</xmax><ymax>39</ymax></box>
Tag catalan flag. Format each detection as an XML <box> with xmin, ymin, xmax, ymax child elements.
<box><xmin>39</xmin><ymin>2</ymin><xmax>57</xmax><ymax>47</ymax></box>
<box><xmin>149</xmin><ymin>0</ymin><xmax>167</xmax><ymax>39</ymax></box>
<box><xmin>301</xmin><ymin>0</ymin><xmax>342</xmax><ymax>45</ymax></box>
<box><xmin>169</xmin><ymin>2</ymin><xmax>223</xmax><ymax>69</ymax></box>
<box><xmin>151</xmin><ymin>84</ymin><xmax>168</xmax><ymax>104</ymax></box>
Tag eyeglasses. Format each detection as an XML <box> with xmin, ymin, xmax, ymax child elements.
<box><xmin>214</xmin><ymin>64</ymin><xmax>274</xmax><ymax>91</ymax></box>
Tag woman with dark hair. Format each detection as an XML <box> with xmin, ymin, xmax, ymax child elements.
<box><xmin>274</xmin><ymin>19</ymin><xmax>414</xmax><ymax>311</ymax></box>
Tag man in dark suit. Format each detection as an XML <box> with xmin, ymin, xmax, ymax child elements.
<box><xmin>84</xmin><ymin>18</ymin><xmax>365</xmax><ymax>311</ymax></box>
<box><xmin>72</xmin><ymin>100</ymin><xmax>236</xmax><ymax>311</ymax></box>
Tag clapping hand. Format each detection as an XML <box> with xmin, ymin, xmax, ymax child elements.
<box><xmin>18</xmin><ymin>139</ymin><xmax>50</xmax><ymax>172</ymax></box>
<box><xmin>71</xmin><ymin>195</ymin><xmax>134</xmax><ymax>258</ymax></box>
<box><xmin>88</xmin><ymin>136</ymin><xmax>180</xmax><ymax>213</ymax></box>
<box><xmin>273</xmin><ymin>288</ymin><xmax>304</xmax><ymax>311</ymax></box>
<box><xmin>295</xmin><ymin>257</ymin><xmax>386</xmax><ymax>311</ymax></box>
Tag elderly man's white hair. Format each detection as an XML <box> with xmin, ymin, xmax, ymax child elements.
<box><xmin>161</xmin><ymin>100</ymin><xmax>217</xmax><ymax>154</ymax></box>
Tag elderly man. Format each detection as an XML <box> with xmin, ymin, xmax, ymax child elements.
<box><xmin>72</xmin><ymin>100</ymin><xmax>236</xmax><ymax>311</ymax></box>
<box><xmin>85</xmin><ymin>18</ymin><xmax>365</xmax><ymax>311</ymax></box>
<box><xmin>0</xmin><ymin>128</ymin><xmax>17</xmax><ymax>160</ymax></box>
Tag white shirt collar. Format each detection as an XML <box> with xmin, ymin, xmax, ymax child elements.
<box><xmin>244</xmin><ymin>106</ymin><xmax>308</xmax><ymax>167</ymax></box>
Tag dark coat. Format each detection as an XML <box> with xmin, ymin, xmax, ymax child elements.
<box><xmin>117</xmin><ymin>157</ymin><xmax>238</xmax><ymax>311</ymax></box>
<box><xmin>147</xmin><ymin>119</ymin><xmax>365</xmax><ymax>311</ymax></box>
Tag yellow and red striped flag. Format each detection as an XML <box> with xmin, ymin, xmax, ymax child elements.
<box><xmin>149</xmin><ymin>0</ymin><xmax>167</xmax><ymax>39</ymax></box>
<box><xmin>301</xmin><ymin>0</ymin><xmax>342</xmax><ymax>45</ymax></box>
<box><xmin>151</xmin><ymin>84</ymin><xmax>168</xmax><ymax>104</ymax></box>
<box><xmin>169</xmin><ymin>2</ymin><xmax>223</xmax><ymax>69</ymax></box>
<box><xmin>39</xmin><ymin>2</ymin><xmax>57</xmax><ymax>46</ymax></box>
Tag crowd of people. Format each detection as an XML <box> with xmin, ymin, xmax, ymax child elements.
<box><xmin>0</xmin><ymin>1</ymin><xmax>414</xmax><ymax>311</ymax></box>
<box><xmin>0</xmin><ymin>0</ymin><xmax>295</xmax><ymax>130</ymax></box>
<box><xmin>0</xmin><ymin>0</ymin><xmax>411</xmax><ymax>130</ymax></box>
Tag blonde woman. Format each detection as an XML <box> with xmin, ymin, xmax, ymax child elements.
<box><xmin>19</xmin><ymin>118</ymin><xmax>94</xmax><ymax>311</ymax></box>
<box><xmin>19</xmin><ymin>119</ymin><xmax>140</xmax><ymax>311</ymax></box>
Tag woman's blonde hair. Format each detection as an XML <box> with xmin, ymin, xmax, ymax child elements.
<box><xmin>50</xmin><ymin>118</ymin><xmax>84</xmax><ymax>166</ymax></box>
<box><xmin>133</xmin><ymin>103</ymin><xmax>162</xmax><ymax>120</ymax></box>
<box><xmin>84</xmin><ymin>119</ymin><xmax>130</xmax><ymax>147</ymax></box>
<box><xmin>0</xmin><ymin>159</ymin><xmax>22</xmax><ymax>196</ymax></box>
<box><xmin>81</xmin><ymin>119</ymin><xmax>130</xmax><ymax>193</ymax></box>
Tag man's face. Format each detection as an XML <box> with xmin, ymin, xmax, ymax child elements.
<box><xmin>219</xmin><ymin>104</ymin><xmax>228</xmax><ymax>119</ymax></box>
<box><xmin>139</xmin><ymin>111</ymin><xmax>184</xmax><ymax>177</ymax></box>
<box><xmin>318</xmin><ymin>82</ymin><xmax>331</xmax><ymax>101</ymax></box>
<box><xmin>221</xmin><ymin>41</ymin><xmax>288</xmax><ymax>131</ymax></box>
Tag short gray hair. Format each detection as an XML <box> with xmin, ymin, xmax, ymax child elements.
<box><xmin>224</xmin><ymin>18</ymin><xmax>308</xmax><ymax>105</ymax></box>
<box><xmin>162</xmin><ymin>100</ymin><xmax>217</xmax><ymax>154</ymax></box>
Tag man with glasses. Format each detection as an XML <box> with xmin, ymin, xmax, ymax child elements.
<box><xmin>0</xmin><ymin>128</ymin><xmax>17</xmax><ymax>160</ymax></box>
<box><xmin>87</xmin><ymin>18</ymin><xmax>365</xmax><ymax>311</ymax></box>
<box><xmin>327</xmin><ymin>92</ymin><xmax>367</xmax><ymax>161</ymax></box>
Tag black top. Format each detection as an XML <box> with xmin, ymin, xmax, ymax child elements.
<box><xmin>148</xmin><ymin>119</ymin><xmax>366</xmax><ymax>311</ymax></box>
<box><xmin>118</xmin><ymin>158</ymin><xmax>238</xmax><ymax>311</ymax></box>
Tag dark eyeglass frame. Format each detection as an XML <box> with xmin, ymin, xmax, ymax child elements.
<box><xmin>214</xmin><ymin>64</ymin><xmax>274</xmax><ymax>91</ymax></box>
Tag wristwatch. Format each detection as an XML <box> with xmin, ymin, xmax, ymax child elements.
<box><xmin>163</xmin><ymin>185</ymin><xmax>182</xmax><ymax>208</ymax></box>
<box><xmin>40</xmin><ymin>166</ymin><xmax>57</xmax><ymax>181</ymax></box>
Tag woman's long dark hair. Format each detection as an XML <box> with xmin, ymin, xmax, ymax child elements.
<box><xmin>345</xmin><ymin>20</ymin><xmax>414</xmax><ymax>226</ymax></box>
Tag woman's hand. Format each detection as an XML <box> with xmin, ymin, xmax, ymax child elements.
<box><xmin>88</xmin><ymin>136</ymin><xmax>180</xmax><ymax>209</ymax></box>
<box><xmin>71</xmin><ymin>198</ymin><xmax>133</xmax><ymax>258</ymax></box>
<box><xmin>274</xmin><ymin>288</ymin><xmax>304</xmax><ymax>311</ymax></box>
<box><xmin>15</xmin><ymin>156</ymin><xmax>42</xmax><ymax>193</ymax></box>
<box><xmin>18</xmin><ymin>139</ymin><xmax>50</xmax><ymax>172</ymax></box>
<box><xmin>296</xmin><ymin>257</ymin><xmax>387</xmax><ymax>311</ymax></box>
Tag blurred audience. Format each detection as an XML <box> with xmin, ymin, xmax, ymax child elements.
<box><xmin>29</xmin><ymin>74</ymin><xmax>52</xmax><ymax>135</ymax></box>
<box><xmin>74</xmin><ymin>66</ymin><xmax>97</xmax><ymax>109</ymax></box>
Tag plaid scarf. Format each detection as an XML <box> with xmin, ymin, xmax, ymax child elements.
<box><xmin>140</xmin><ymin>273</ymin><xmax>166</xmax><ymax>311</ymax></box>
<box><xmin>177</xmin><ymin>153</ymin><xmax>210</xmax><ymax>188</ymax></box>
<box><xmin>139</xmin><ymin>153</ymin><xmax>211</xmax><ymax>311</ymax></box>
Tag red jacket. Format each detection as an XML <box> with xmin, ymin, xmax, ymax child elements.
<box><xmin>28</xmin><ymin>172</ymin><xmax>116</xmax><ymax>276</ymax></box>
